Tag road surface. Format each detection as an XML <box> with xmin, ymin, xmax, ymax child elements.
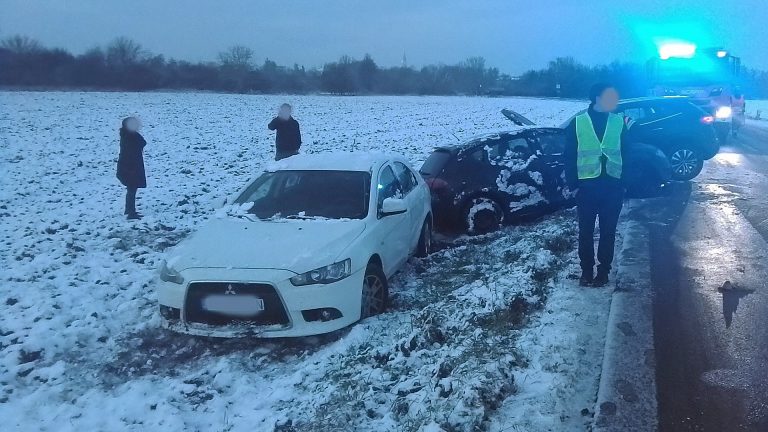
<box><xmin>632</xmin><ymin>123</ymin><xmax>768</xmax><ymax>431</ymax></box>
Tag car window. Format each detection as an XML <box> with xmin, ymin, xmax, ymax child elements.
<box><xmin>648</xmin><ymin>103</ymin><xmax>683</xmax><ymax>118</ymax></box>
<box><xmin>538</xmin><ymin>133</ymin><xmax>565</xmax><ymax>155</ymax></box>
<box><xmin>241</xmin><ymin>174</ymin><xmax>276</xmax><ymax>202</ymax></box>
<box><xmin>621</xmin><ymin>107</ymin><xmax>648</xmax><ymax>122</ymax></box>
<box><xmin>505</xmin><ymin>137</ymin><xmax>532</xmax><ymax>158</ymax></box>
<box><xmin>485</xmin><ymin>139</ymin><xmax>508</xmax><ymax>163</ymax></box>
<box><xmin>484</xmin><ymin>137</ymin><xmax>533</xmax><ymax>171</ymax></box>
<box><xmin>377</xmin><ymin>165</ymin><xmax>403</xmax><ymax>209</ymax></box>
<box><xmin>236</xmin><ymin>170</ymin><xmax>371</xmax><ymax>220</ymax></box>
<box><xmin>392</xmin><ymin>162</ymin><xmax>417</xmax><ymax>194</ymax></box>
<box><xmin>465</xmin><ymin>148</ymin><xmax>484</xmax><ymax>162</ymax></box>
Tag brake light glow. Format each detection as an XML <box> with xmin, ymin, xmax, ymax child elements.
<box><xmin>425</xmin><ymin>177</ymin><xmax>449</xmax><ymax>191</ymax></box>
<box><xmin>700</xmin><ymin>115</ymin><xmax>715</xmax><ymax>125</ymax></box>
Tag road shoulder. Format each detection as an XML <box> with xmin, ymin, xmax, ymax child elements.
<box><xmin>592</xmin><ymin>202</ymin><xmax>658</xmax><ymax>431</ymax></box>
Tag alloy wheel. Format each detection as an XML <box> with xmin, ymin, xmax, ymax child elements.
<box><xmin>362</xmin><ymin>273</ymin><xmax>386</xmax><ymax>317</ymax></box>
<box><xmin>670</xmin><ymin>149</ymin><xmax>699</xmax><ymax>177</ymax></box>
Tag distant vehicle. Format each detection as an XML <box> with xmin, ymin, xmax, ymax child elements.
<box><xmin>420</xmin><ymin>118</ymin><xmax>671</xmax><ymax>234</ymax></box>
<box><xmin>158</xmin><ymin>153</ymin><xmax>432</xmax><ymax>337</ymax></box>
<box><xmin>647</xmin><ymin>44</ymin><xmax>742</xmax><ymax>142</ymax></box>
<box><xmin>566</xmin><ymin>97</ymin><xmax>720</xmax><ymax>181</ymax></box>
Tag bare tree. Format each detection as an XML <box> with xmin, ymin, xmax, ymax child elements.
<box><xmin>1</xmin><ymin>35</ymin><xmax>42</xmax><ymax>54</ymax></box>
<box><xmin>106</xmin><ymin>37</ymin><xmax>146</xmax><ymax>68</ymax></box>
<box><xmin>218</xmin><ymin>45</ymin><xmax>253</xmax><ymax>69</ymax></box>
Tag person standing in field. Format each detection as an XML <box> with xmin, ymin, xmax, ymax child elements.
<box><xmin>564</xmin><ymin>83</ymin><xmax>629</xmax><ymax>287</ymax></box>
<box><xmin>116</xmin><ymin>116</ymin><xmax>147</xmax><ymax>220</ymax></box>
<box><xmin>268</xmin><ymin>103</ymin><xmax>302</xmax><ymax>161</ymax></box>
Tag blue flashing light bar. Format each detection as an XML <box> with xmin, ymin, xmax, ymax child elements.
<box><xmin>659</xmin><ymin>42</ymin><xmax>697</xmax><ymax>60</ymax></box>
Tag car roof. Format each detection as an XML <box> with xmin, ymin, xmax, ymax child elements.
<box><xmin>265</xmin><ymin>152</ymin><xmax>403</xmax><ymax>172</ymax></box>
<box><xmin>618</xmin><ymin>96</ymin><xmax>691</xmax><ymax>105</ymax></box>
<box><xmin>558</xmin><ymin>96</ymin><xmax>697</xmax><ymax>128</ymax></box>
<box><xmin>436</xmin><ymin>129</ymin><xmax>534</xmax><ymax>153</ymax></box>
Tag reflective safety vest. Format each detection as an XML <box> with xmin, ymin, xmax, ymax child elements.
<box><xmin>575</xmin><ymin>112</ymin><xmax>623</xmax><ymax>180</ymax></box>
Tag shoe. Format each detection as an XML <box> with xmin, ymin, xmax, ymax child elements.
<box><xmin>593</xmin><ymin>272</ymin><xmax>609</xmax><ymax>287</ymax></box>
<box><xmin>127</xmin><ymin>212</ymin><xmax>142</xmax><ymax>220</ymax></box>
<box><xmin>579</xmin><ymin>271</ymin><xmax>594</xmax><ymax>287</ymax></box>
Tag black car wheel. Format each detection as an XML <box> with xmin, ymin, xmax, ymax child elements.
<box><xmin>465</xmin><ymin>197</ymin><xmax>503</xmax><ymax>235</ymax></box>
<box><xmin>669</xmin><ymin>146</ymin><xmax>703</xmax><ymax>181</ymax></box>
<box><xmin>415</xmin><ymin>219</ymin><xmax>432</xmax><ymax>258</ymax></box>
<box><xmin>361</xmin><ymin>263</ymin><xmax>388</xmax><ymax>318</ymax></box>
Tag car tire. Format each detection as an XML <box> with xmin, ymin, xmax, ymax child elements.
<box><xmin>465</xmin><ymin>197</ymin><xmax>503</xmax><ymax>235</ymax></box>
<box><xmin>361</xmin><ymin>262</ymin><xmax>388</xmax><ymax>319</ymax></box>
<box><xmin>668</xmin><ymin>146</ymin><xmax>704</xmax><ymax>181</ymax></box>
<box><xmin>415</xmin><ymin>218</ymin><xmax>432</xmax><ymax>258</ymax></box>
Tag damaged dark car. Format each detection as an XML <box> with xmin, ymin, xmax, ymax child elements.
<box><xmin>420</xmin><ymin>109</ymin><xmax>672</xmax><ymax>234</ymax></box>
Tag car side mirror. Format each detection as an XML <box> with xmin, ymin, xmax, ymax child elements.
<box><xmin>380</xmin><ymin>198</ymin><xmax>407</xmax><ymax>217</ymax></box>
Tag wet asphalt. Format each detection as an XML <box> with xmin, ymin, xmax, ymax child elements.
<box><xmin>631</xmin><ymin>124</ymin><xmax>768</xmax><ymax>431</ymax></box>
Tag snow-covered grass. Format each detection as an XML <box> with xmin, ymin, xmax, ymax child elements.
<box><xmin>0</xmin><ymin>92</ymin><xmax>607</xmax><ymax>431</ymax></box>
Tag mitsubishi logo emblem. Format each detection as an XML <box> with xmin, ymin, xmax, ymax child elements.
<box><xmin>224</xmin><ymin>284</ymin><xmax>236</xmax><ymax>295</ymax></box>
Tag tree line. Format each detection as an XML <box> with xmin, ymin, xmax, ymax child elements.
<box><xmin>2</xmin><ymin>35</ymin><xmax>767</xmax><ymax>98</ymax></box>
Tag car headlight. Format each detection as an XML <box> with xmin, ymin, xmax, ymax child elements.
<box><xmin>159</xmin><ymin>260</ymin><xmax>184</xmax><ymax>285</ymax></box>
<box><xmin>715</xmin><ymin>106</ymin><xmax>732</xmax><ymax>119</ymax></box>
<box><xmin>290</xmin><ymin>259</ymin><xmax>352</xmax><ymax>286</ymax></box>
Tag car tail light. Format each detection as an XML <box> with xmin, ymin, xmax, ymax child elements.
<box><xmin>425</xmin><ymin>177</ymin><xmax>449</xmax><ymax>191</ymax></box>
<box><xmin>700</xmin><ymin>115</ymin><xmax>715</xmax><ymax>125</ymax></box>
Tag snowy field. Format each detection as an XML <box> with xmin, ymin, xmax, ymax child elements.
<box><xmin>0</xmin><ymin>92</ymin><xmax>610</xmax><ymax>431</ymax></box>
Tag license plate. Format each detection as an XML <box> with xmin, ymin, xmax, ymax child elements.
<box><xmin>201</xmin><ymin>294</ymin><xmax>265</xmax><ymax>317</ymax></box>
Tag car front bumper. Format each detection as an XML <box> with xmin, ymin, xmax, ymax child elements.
<box><xmin>157</xmin><ymin>267</ymin><xmax>365</xmax><ymax>338</ymax></box>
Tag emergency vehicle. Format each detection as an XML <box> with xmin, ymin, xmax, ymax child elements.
<box><xmin>647</xmin><ymin>44</ymin><xmax>745</xmax><ymax>141</ymax></box>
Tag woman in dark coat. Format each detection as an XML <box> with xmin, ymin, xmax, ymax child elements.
<box><xmin>116</xmin><ymin>117</ymin><xmax>147</xmax><ymax>220</ymax></box>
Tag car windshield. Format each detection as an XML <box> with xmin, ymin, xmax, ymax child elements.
<box><xmin>234</xmin><ymin>170</ymin><xmax>371</xmax><ymax>220</ymax></box>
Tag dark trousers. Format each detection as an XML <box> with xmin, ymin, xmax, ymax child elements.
<box><xmin>275</xmin><ymin>150</ymin><xmax>298</xmax><ymax>161</ymax></box>
<box><xmin>125</xmin><ymin>186</ymin><xmax>138</xmax><ymax>215</ymax></box>
<box><xmin>576</xmin><ymin>182</ymin><xmax>624</xmax><ymax>275</ymax></box>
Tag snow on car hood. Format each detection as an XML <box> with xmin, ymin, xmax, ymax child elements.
<box><xmin>167</xmin><ymin>218</ymin><xmax>367</xmax><ymax>274</ymax></box>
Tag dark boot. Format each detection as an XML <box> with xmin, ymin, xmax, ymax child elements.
<box><xmin>593</xmin><ymin>271</ymin><xmax>609</xmax><ymax>287</ymax></box>
<box><xmin>125</xmin><ymin>186</ymin><xmax>138</xmax><ymax>216</ymax></box>
<box><xmin>579</xmin><ymin>269</ymin><xmax>594</xmax><ymax>287</ymax></box>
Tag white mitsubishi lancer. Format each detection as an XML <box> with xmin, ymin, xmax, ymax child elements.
<box><xmin>157</xmin><ymin>153</ymin><xmax>432</xmax><ymax>337</ymax></box>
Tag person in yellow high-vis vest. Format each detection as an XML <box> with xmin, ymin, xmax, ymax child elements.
<box><xmin>564</xmin><ymin>83</ymin><xmax>630</xmax><ymax>287</ymax></box>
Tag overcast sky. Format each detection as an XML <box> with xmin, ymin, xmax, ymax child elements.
<box><xmin>1</xmin><ymin>0</ymin><xmax>766</xmax><ymax>73</ymax></box>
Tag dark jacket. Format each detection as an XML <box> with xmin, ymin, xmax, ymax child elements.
<box><xmin>116</xmin><ymin>128</ymin><xmax>147</xmax><ymax>188</ymax></box>
<box><xmin>268</xmin><ymin>117</ymin><xmax>302</xmax><ymax>153</ymax></box>
<box><xmin>564</xmin><ymin>106</ymin><xmax>631</xmax><ymax>189</ymax></box>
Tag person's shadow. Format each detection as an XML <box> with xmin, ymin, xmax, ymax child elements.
<box><xmin>720</xmin><ymin>284</ymin><xmax>753</xmax><ymax>328</ymax></box>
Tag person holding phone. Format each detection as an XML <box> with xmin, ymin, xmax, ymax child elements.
<box><xmin>268</xmin><ymin>103</ymin><xmax>302</xmax><ymax>161</ymax></box>
<box><xmin>116</xmin><ymin>116</ymin><xmax>147</xmax><ymax>220</ymax></box>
